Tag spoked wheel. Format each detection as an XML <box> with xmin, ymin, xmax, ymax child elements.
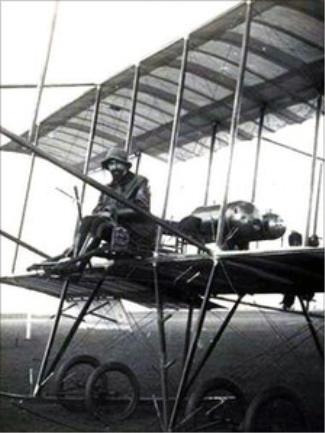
<box><xmin>185</xmin><ymin>377</ymin><xmax>246</xmax><ymax>432</ymax></box>
<box><xmin>54</xmin><ymin>354</ymin><xmax>101</xmax><ymax>412</ymax></box>
<box><xmin>244</xmin><ymin>386</ymin><xmax>309</xmax><ymax>432</ymax></box>
<box><xmin>85</xmin><ymin>362</ymin><xmax>140</xmax><ymax>423</ymax></box>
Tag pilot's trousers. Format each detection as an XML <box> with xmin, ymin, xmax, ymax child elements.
<box><xmin>74</xmin><ymin>215</ymin><xmax>114</xmax><ymax>256</ymax></box>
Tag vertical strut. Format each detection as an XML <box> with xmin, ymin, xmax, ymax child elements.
<box><xmin>304</xmin><ymin>95</ymin><xmax>322</xmax><ymax>245</ymax></box>
<box><xmin>12</xmin><ymin>2</ymin><xmax>59</xmax><ymax>272</ymax></box>
<box><xmin>312</xmin><ymin>163</ymin><xmax>323</xmax><ymax>236</ymax></box>
<box><xmin>216</xmin><ymin>0</ymin><xmax>253</xmax><ymax>248</ymax></box>
<box><xmin>161</xmin><ymin>38</ymin><xmax>188</xmax><ymax>219</ymax></box>
<box><xmin>297</xmin><ymin>295</ymin><xmax>324</xmax><ymax>360</ymax></box>
<box><xmin>251</xmin><ymin>106</ymin><xmax>265</xmax><ymax>203</ymax></box>
<box><xmin>28</xmin><ymin>1</ymin><xmax>59</xmax><ymax>144</ymax></box>
<box><xmin>169</xmin><ymin>261</ymin><xmax>217</xmax><ymax>430</ymax></box>
<box><xmin>79</xmin><ymin>84</ymin><xmax>102</xmax><ymax>207</ymax></box>
<box><xmin>153</xmin><ymin>263</ymin><xmax>169</xmax><ymax>429</ymax></box>
<box><xmin>41</xmin><ymin>276</ymin><xmax>105</xmax><ymax>385</ymax></box>
<box><xmin>71</xmin><ymin>85</ymin><xmax>102</xmax><ymax>256</ymax></box>
<box><xmin>186</xmin><ymin>295</ymin><xmax>242</xmax><ymax>393</ymax></box>
<box><xmin>135</xmin><ymin>151</ymin><xmax>142</xmax><ymax>174</ymax></box>
<box><xmin>125</xmin><ymin>65</ymin><xmax>140</xmax><ymax>155</ymax></box>
<box><xmin>155</xmin><ymin>38</ymin><xmax>189</xmax><ymax>252</ymax></box>
<box><xmin>11</xmin><ymin>127</ymin><xmax>39</xmax><ymax>273</ymax></box>
<box><xmin>33</xmin><ymin>277</ymin><xmax>70</xmax><ymax>396</ymax></box>
<box><xmin>204</xmin><ymin>123</ymin><xmax>218</xmax><ymax>206</ymax></box>
<box><xmin>182</xmin><ymin>305</ymin><xmax>193</xmax><ymax>367</ymax></box>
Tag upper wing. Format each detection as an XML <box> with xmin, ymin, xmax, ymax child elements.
<box><xmin>2</xmin><ymin>0</ymin><xmax>323</xmax><ymax>170</ymax></box>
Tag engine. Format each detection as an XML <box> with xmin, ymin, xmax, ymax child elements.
<box><xmin>179</xmin><ymin>201</ymin><xmax>286</xmax><ymax>249</ymax></box>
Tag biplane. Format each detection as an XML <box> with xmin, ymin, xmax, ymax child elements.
<box><xmin>0</xmin><ymin>0</ymin><xmax>324</xmax><ymax>431</ymax></box>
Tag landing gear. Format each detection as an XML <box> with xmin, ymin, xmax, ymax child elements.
<box><xmin>54</xmin><ymin>354</ymin><xmax>101</xmax><ymax>411</ymax></box>
<box><xmin>244</xmin><ymin>386</ymin><xmax>309</xmax><ymax>432</ymax></box>
<box><xmin>85</xmin><ymin>362</ymin><xmax>140</xmax><ymax>423</ymax></box>
<box><xmin>185</xmin><ymin>377</ymin><xmax>246</xmax><ymax>432</ymax></box>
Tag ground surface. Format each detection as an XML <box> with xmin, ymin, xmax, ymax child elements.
<box><xmin>0</xmin><ymin>309</ymin><xmax>324</xmax><ymax>432</ymax></box>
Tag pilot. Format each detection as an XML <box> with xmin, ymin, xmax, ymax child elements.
<box><xmin>64</xmin><ymin>148</ymin><xmax>154</xmax><ymax>265</ymax></box>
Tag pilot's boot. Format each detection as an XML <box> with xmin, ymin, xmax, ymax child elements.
<box><xmin>71</xmin><ymin>232</ymin><xmax>103</xmax><ymax>274</ymax></box>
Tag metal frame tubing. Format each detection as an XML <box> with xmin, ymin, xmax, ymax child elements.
<box><xmin>169</xmin><ymin>260</ymin><xmax>217</xmax><ymax>429</ymax></box>
<box><xmin>297</xmin><ymin>295</ymin><xmax>324</xmax><ymax>360</ymax></box>
<box><xmin>151</xmin><ymin>40</ymin><xmax>189</xmax><ymax>426</ymax></box>
<box><xmin>70</xmin><ymin>84</ymin><xmax>101</xmax><ymax>251</ymax></box>
<box><xmin>33</xmin><ymin>277</ymin><xmax>70</xmax><ymax>396</ymax></box>
<box><xmin>204</xmin><ymin>123</ymin><xmax>218</xmax><ymax>206</ymax></box>
<box><xmin>153</xmin><ymin>264</ymin><xmax>169</xmax><ymax>429</ymax></box>
<box><xmin>135</xmin><ymin>151</ymin><xmax>142</xmax><ymax>174</ymax></box>
<box><xmin>0</xmin><ymin>126</ymin><xmax>212</xmax><ymax>255</ymax></box>
<box><xmin>29</xmin><ymin>1</ymin><xmax>59</xmax><ymax>144</ymax></box>
<box><xmin>251</xmin><ymin>106</ymin><xmax>265</xmax><ymax>203</ymax></box>
<box><xmin>11</xmin><ymin>126</ymin><xmax>39</xmax><ymax>272</ymax></box>
<box><xmin>79</xmin><ymin>85</ymin><xmax>102</xmax><ymax>206</ymax></box>
<box><xmin>160</xmin><ymin>39</ymin><xmax>189</xmax><ymax>223</ymax></box>
<box><xmin>262</xmin><ymin>136</ymin><xmax>325</xmax><ymax>163</ymax></box>
<box><xmin>186</xmin><ymin>295</ymin><xmax>242</xmax><ymax>393</ymax></box>
<box><xmin>214</xmin><ymin>295</ymin><xmax>323</xmax><ymax>319</ymax></box>
<box><xmin>304</xmin><ymin>95</ymin><xmax>322</xmax><ymax>245</ymax></box>
<box><xmin>50</xmin><ymin>302</ymin><xmax>78</xmax><ymax>319</ymax></box>
<box><xmin>216</xmin><ymin>0</ymin><xmax>253</xmax><ymax>248</ymax></box>
<box><xmin>87</xmin><ymin>299</ymin><xmax>111</xmax><ymax>316</ymax></box>
<box><xmin>0</xmin><ymin>229</ymin><xmax>50</xmax><ymax>259</ymax></box>
<box><xmin>12</xmin><ymin>2</ymin><xmax>59</xmax><ymax>272</ymax></box>
<box><xmin>182</xmin><ymin>305</ymin><xmax>193</xmax><ymax>367</ymax></box>
<box><xmin>155</xmin><ymin>38</ymin><xmax>189</xmax><ymax>254</ymax></box>
<box><xmin>89</xmin><ymin>312</ymin><xmax>118</xmax><ymax>324</ymax></box>
<box><xmin>312</xmin><ymin>163</ymin><xmax>323</xmax><ymax>236</ymax></box>
<box><xmin>40</xmin><ymin>276</ymin><xmax>105</xmax><ymax>387</ymax></box>
<box><xmin>125</xmin><ymin>66</ymin><xmax>140</xmax><ymax>155</ymax></box>
<box><xmin>1</xmin><ymin>82</ymin><xmax>96</xmax><ymax>89</ymax></box>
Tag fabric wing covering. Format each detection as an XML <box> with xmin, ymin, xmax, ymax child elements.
<box><xmin>3</xmin><ymin>0</ymin><xmax>324</xmax><ymax>172</ymax></box>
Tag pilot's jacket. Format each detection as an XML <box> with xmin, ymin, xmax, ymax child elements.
<box><xmin>93</xmin><ymin>171</ymin><xmax>150</xmax><ymax>219</ymax></box>
<box><xmin>91</xmin><ymin>171</ymin><xmax>155</xmax><ymax>251</ymax></box>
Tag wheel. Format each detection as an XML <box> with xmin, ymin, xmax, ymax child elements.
<box><xmin>85</xmin><ymin>362</ymin><xmax>140</xmax><ymax>423</ymax></box>
<box><xmin>185</xmin><ymin>377</ymin><xmax>246</xmax><ymax>432</ymax></box>
<box><xmin>54</xmin><ymin>354</ymin><xmax>101</xmax><ymax>412</ymax></box>
<box><xmin>244</xmin><ymin>386</ymin><xmax>309</xmax><ymax>432</ymax></box>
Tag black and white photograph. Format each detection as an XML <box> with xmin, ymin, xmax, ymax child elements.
<box><xmin>0</xmin><ymin>1</ymin><xmax>324</xmax><ymax>431</ymax></box>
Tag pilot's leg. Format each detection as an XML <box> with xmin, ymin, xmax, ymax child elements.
<box><xmin>74</xmin><ymin>216</ymin><xmax>113</xmax><ymax>257</ymax></box>
<box><xmin>73</xmin><ymin>216</ymin><xmax>98</xmax><ymax>257</ymax></box>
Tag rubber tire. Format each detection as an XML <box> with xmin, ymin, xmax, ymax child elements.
<box><xmin>244</xmin><ymin>386</ymin><xmax>309</xmax><ymax>432</ymax></box>
<box><xmin>185</xmin><ymin>377</ymin><xmax>247</xmax><ymax>432</ymax></box>
<box><xmin>85</xmin><ymin>361</ymin><xmax>140</xmax><ymax>422</ymax></box>
<box><xmin>54</xmin><ymin>354</ymin><xmax>101</xmax><ymax>412</ymax></box>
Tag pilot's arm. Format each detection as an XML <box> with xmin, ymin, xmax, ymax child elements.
<box><xmin>92</xmin><ymin>191</ymin><xmax>116</xmax><ymax>219</ymax></box>
<box><xmin>92</xmin><ymin>192</ymin><xmax>105</xmax><ymax>213</ymax></box>
<box><xmin>116</xmin><ymin>179</ymin><xmax>151</xmax><ymax>222</ymax></box>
